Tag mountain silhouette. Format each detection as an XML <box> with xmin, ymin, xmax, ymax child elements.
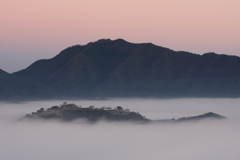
<box><xmin>1</xmin><ymin>39</ymin><xmax>240</xmax><ymax>101</ymax></box>
<box><xmin>0</xmin><ymin>69</ymin><xmax>9</xmax><ymax>81</ymax></box>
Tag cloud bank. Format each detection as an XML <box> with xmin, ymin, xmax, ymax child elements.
<box><xmin>0</xmin><ymin>98</ymin><xmax>240</xmax><ymax>160</ymax></box>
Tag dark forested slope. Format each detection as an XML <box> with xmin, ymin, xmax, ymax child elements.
<box><xmin>0</xmin><ymin>69</ymin><xmax>9</xmax><ymax>81</ymax></box>
<box><xmin>1</xmin><ymin>39</ymin><xmax>240</xmax><ymax>100</ymax></box>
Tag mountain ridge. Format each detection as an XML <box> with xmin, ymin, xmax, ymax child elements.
<box><xmin>1</xmin><ymin>38</ymin><xmax>240</xmax><ymax>101</ymax></box>
<box><xmin>0</xmin><ymin>69</ymin><xmax>10</xmax><ymax>81</ymax></box>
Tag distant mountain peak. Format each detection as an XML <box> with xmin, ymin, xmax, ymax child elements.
<box><xmin>87</xmin><ymin>38</ymin><xmax>129</xmax><ymax>46</ymax></box>
<box><xmin>1</xmin><ymin>39</ymin><xmax>240</xmax><ymax>101</ymax></box>
<box><xmin>96</xmin><ymin>38</ymin><xmax>112</xmax><ymax>42</ymax></box>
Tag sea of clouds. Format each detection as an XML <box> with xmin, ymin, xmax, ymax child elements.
<box><xmin>1</xmin><ymin>98</ymin><xmax>240</xmax><ymax>160</ymax></box>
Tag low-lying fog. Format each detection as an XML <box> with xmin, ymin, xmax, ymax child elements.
<box><xmin>1</xmin><ymin>98</ymin><xmax>240</xmax><ymax>160</ymax></box>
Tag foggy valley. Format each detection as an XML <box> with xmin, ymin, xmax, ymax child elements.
<box><xmin>1</xmin><ymin>98</ymin><xmax>240</xmax><ymax>160</ymax></box>
<box><xmin>2</xmin><ymin>1</ymin><xmax>240</xmax><ymax>159</ymax></box>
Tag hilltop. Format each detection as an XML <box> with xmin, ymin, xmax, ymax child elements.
<box><xmin>1</xmin><ymin>38</ymin><xmax>240</xmax><ymax>100</ymax></box>
<box><xmin>24</xmin><ymin>102</ymin><xmax>149</xmax><ymax>122</ymax></box>
<box><xmin>23</xmin><ymin>102</ymin><xmax>226</xmax><ymax>123</ymax></box>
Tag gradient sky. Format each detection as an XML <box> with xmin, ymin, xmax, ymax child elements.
<box><xmin>1</xmin><ymin>0</ymin><xmax>240</xmax><ymax>73</ymax></box>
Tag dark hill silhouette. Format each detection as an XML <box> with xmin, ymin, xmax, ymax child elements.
<box><xmin>23</xmin><ymin>103</ymin><xmax>225</xmax><ymax>123</ymax></box>
<box><xmin>1</xmin><ymin>39</ymin><xmax>240</xmax><ymax>100</ymax></box>
<box><xmin>0</xmin><ymin>69</ymin><xmax>9</xmax><ymax>81</ymax></box>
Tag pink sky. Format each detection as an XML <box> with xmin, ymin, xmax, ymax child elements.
<box><xmin>1</xmin><ymin>0</ymin><xmax>240</xmax><ymax>73</ymax></box>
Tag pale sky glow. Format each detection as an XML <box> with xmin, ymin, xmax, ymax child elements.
<box><xmin>0</xmin><ymin>0</ymin><xmax>240</xmax><ymax>72</ymax></box>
